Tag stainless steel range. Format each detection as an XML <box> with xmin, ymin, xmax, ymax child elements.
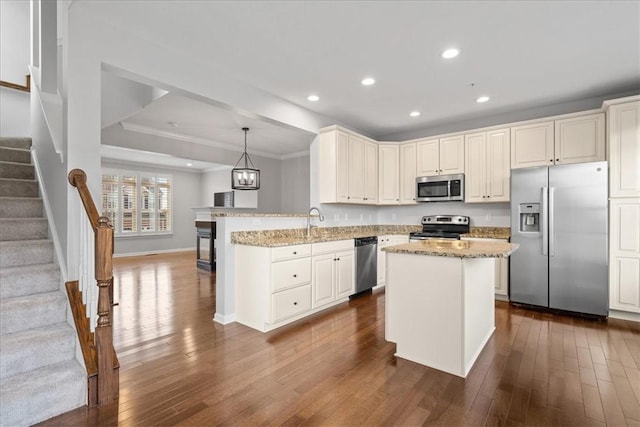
<box><xmin>409</xmin><ymin>215</ymin><xmax>470</xmax><ymax>241</ymax></box>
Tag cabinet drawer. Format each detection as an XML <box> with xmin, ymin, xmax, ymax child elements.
<box><xmin>271</xmin><ymin>244</ymin><xmax>311</xmax><ymax>261</ymax></box>
<box><xmin>272</xmin><ymin>284</ymin><xmax>312</xmax><ymax>323</ymax></box>
<box><xmin>272</xmin><ymin>258</ymin><xmax>311</xmax><ymax>292</ymax></box>
<box><xmin>312</xmin><ymin>239</ymin><xmax>354</xmax><ymax>255</ymax></box>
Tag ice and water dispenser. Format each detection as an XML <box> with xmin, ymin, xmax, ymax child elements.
<box><xmin>519</xmin><ymin>203</ymin><xmax>540</xmax><ymax>232</ymax></box>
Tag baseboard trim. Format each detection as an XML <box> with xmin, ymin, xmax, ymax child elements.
<box><xmin>609</xmin><ymin>309</ymin><xmax>640</xmax><ymax>322</ymax></box>
<box><xmin>213</xmin><ymin>312</ymin><xmax>236</xmax><ymax>325</ymax></box>
<box><xmin>113</xmin><ymin>247</ymin><xmax>196</xmax><ymax>258</ymax></box>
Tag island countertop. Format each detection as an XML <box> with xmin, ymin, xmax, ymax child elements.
<box><xmin>383</xmin><ymin>239</ymin><xmax>518</xmax><ymax>258</ymax></box>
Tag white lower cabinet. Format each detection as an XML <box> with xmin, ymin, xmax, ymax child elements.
<box><xmin>312</xmin><ymin>240</ymin><xmax>355</xmax><ymax>308</ymax></box>
<box><xmin>235</xmin><ymin>241</ymin><xmax>355</xmax><ymax>332</ymax></box>
<box><xmin>461</xmin><ymin>237</ymin><xmax>509</xmax><ymax>299</ymax></box>
<box><xmin>609</xmin><ymin>198</ymin><xmax>640</xmax><ymax>316</ymax></box>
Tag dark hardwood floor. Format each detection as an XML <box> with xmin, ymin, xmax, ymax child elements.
<box><xmin>38</xmin><ymin>251</ymin><xmax>640</xmax><ymax>426</ymax></box>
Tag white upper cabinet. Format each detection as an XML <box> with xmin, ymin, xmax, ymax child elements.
<box><xmin>416</xmin><ymin>136</ymin><xmax>464</xmax><ymax>176</ymax></box>
<box><xmin>511</xmin><ymin>112</ymin><xmax>605</xmax><ymax>170</ymax></box>
<box><xmin>465</xmin><ymin>128</ymin><xmax>510</xmax><ymax>203</ymax></box>
<box><xmin>554</xmin><ymin>113</ymin><xmax>605</xmax><ymax>165</ymax></box>
<box><xmin>378</xmin><ymin>145</ymin><xmax>400</xmax><ymax>205</ymax></box>
<box><xmin>416</xmin><ymin>139</ymin><xmax>439</xmax><ymax>176</ymax></box>
<box><xmin>363</xmin><ymin>140</ymin><xmax>379</xmax><ymax>203</ymax></box>
<box><xmin>511</xmin><ymin>121</ymin><xmax>555</xmax><ymax>169</ymax></box>
<box><xmin>400</xmin><ymin>143</ymin><xmax>417</xmax><ymax>204</ymax></box>
<box><xmin>319</xmin><ymin>128</ymin><xmax>378</xmax><ymax>204</ymax></box>
<box><xmin>606</xmin><ymin>99</ymin><xmax>640</xmax><ymax>198</ymax></box>
<box><xmin>439</xmin><ymin>135</ymin><xmax>465</xmax><ymax>175</ymax></box>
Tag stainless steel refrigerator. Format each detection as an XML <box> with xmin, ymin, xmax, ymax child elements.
<box><xmin>510</xmin><ymin>161</ymin><xmax>608</xmax><ymax>316</ymax></box>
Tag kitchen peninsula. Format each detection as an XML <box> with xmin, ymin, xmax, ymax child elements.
<box><xmin>384</xmin><ymin>239</ymin><xmax>518</xmax><ymax>378</ymax></box>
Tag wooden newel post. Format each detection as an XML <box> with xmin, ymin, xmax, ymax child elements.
<box><xmin>95</xmin><ymin>216</ymin><xmax>118</xmax><ymax>405</ymax></box>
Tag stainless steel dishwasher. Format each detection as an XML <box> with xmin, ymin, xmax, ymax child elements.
<box><xmin>352</xmin><ymin>236</ymin><xmax>378</xmax><ymax>297</ymax></box>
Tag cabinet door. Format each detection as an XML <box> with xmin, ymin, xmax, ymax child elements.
<box><xmin>348</xmin><ymin>135</ymin><xmax>365</xmax><ymax>202</ymax></box>
<box><xmin>363</xmin><ymin>140</ymin><xmax>378</xmax><ymax>203</ymax></box>
<box><xmin>609</xmin><ymin>199</ymin><xmax>640</xmax><ymax>313</ymax></box>
<box><xmin>312</xmin><ymin>253</ymin><xmax>336</xmax><ymax>308</ymax></box>
<box><xmin>439</xmin><ymin>135</ymin><xmax>464</xmax><ymax>174</ymax></box>
<box><xmin>400</xmin><ymin>143</ymin><xmax>417</xmax><ymax>204</ymax></box>
<box><xmin>336</xmin><ymin>131</ymin><xmax>350</xmax><ymax>203</ymax></box>
<box><xmin>511</xmin><ymin>121</ymin><xmax>554</xmax><ymax>169</ymax></box>
<box><xmin>378</xmin><ymin>145</ymin><xmax>400</xmax><ymax>205</ymax></box>
<box><xmin>555</xmin><ymin>113</ymin><xmax>605</xmax><ymax>165</ymax></box>
<box><xmin>416</xmin><ymin>139</ymin><xmax>439</xmax><ymax>176</ymax></box>
<box><xmin>464</xmin><ymin>132</ymin><xmax>487</xmax><ymax>203</ymax></box>
<box><xmin>495</xmin><ymin>257</ymin><xmax>509</xmax><ymax>298</ymax></box>
<box><xmin>486</xmin><ymin>128</ymin><xmax>511</xmax><ymax>202</ymax></box>
<box><xmin>335</xmin><ymin>250</ymin><xmax>355</xmax><ymax>299</ymax></box>
<box><xmin>609</xmin><ymin>101</ymin><xmax>640</xmax><ymax>197</ymax></box>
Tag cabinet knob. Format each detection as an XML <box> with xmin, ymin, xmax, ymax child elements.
<box><xmin>293</xmin><ymin>301</ymin><xmax>298</xmax><ymax>305</ymax></box>
<box><xmin>293</xmin><ymin>251</ymin><xmax>297</xmax><ymax>255</ymax></box>
<box><xmin>337</xmin><ymin>258</ymin><xmax>341</xmax><ymax>261</ymax></box>
<box><xmin>556</xmin><ymin>158</ymin><xmax>559</xmax><ymax>162</ymax></box>
<box><xmin>550</xmin><ymin>159</ymin><xmax>553</xmax><ymax>162</ymax></box>
<box><xmin>348</xmin><ymin>196</ymin><xmax>351</xmax><ymax>199</ymax></box>
<box><xmin>293</xmin><ymin>274</ymin><xmax>297</xmax><ymax>278</ymax></box>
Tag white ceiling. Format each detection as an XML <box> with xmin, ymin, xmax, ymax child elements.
<box><xmin>98</xmin><ymin>1</ymin><xmax>640</xmax><ymax>161</ymax></box>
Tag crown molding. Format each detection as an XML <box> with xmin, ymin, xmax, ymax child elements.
<box><xmin>281</xmin><ymin>150</ymin><xmax>310</xmax><ymax>160</ymax></box>
<box><xmin>120</xmin><ymin>121</ymin><xmax>283</xmax><ymax>160</ymax></box>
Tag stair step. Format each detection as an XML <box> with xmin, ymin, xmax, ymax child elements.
<box><xmin>0</xmin><ymin>291</ymin><xmax>67</xmax><ymax>335</ymax></box>
<box><xmin>0</xmin><ymin>137</ymin><xmax>32</xmax><ymax>150</ymax></box>
<box><xmin>0</xmin><ymin>359</ymin><xmax>85</xmax><ymax>427</ymax></box>
<box><xmin>0</xmin><ymin>196</ymin><xmax>43</xmax><ymax>218</ymax></box>
<box><xmin>0</xmin><ymin>218</ymin><xmax>48</xmax><ymax>241</ymax></box>
<box><xmin>0</xmin><ymin>161</ymin><xmax>35</xmax><ymax>180</ymax></box>
<box><xmin>0</xmin><ymin>263</ymin><xmax>60</xmax><ymax>299</ymax></box>
<box><xmin>0</xmin><ymin>240</ymin><xmax>53</xmax><ymax>268</ymax></box>
<box><xmin>0</xmin><ymin>178</ymin><xmax>38</xmax><ymax>197</ymax></box>
<box><xmin>0</xmin><ymin>146</ymin><xmax>30</xmax><ymax>164</ymax></box>
<box><xmin>0</xmin><ymin>323</ymin><xmax>76</xmax><ymax>378</ymax></box>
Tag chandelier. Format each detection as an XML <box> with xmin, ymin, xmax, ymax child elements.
<box><xmin>231</xmin><ymin>127</ymin><xmax>260</xmax><ymax>190</ymax></box>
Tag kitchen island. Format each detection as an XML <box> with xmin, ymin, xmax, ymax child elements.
<box><xmin>383</xmin><ymin>239</ymin><xmax>518</xmax><ymax>378</ymax></box>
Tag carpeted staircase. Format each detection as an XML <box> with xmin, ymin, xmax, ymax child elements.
<box><xmin>0</xmin><ymin>137</ymin><xmax>85</xmax><ymax>426</ymax></box>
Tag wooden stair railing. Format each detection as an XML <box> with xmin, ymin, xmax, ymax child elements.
<box><xmin>0</xmin><ymin>75</ymin><xmax>30</xmax><ymax>92</ymax></box>
<box><xmin>67</xmin><ymin>169</ymin><xmax>119</xmax><ymax>407</ymax></box>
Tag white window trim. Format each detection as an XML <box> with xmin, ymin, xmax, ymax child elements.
<box><xmin>102</xmin><ymin>168</ymin><xmax>174</xmax><ymax>238</ymax></box>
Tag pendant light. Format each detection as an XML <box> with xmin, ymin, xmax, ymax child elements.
<box><xmin>231</xmin><ymin>127</ymin><xmax>260</xmax><ymax>190</ymax></box>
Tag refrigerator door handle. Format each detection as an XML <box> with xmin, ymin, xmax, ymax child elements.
<box><xmin>541</xmin><ymin>187</ymin><xmax>548</xmax><ymax>256</ymax></box>
<box><xmin>549</xmin><ymin>187</ymin><xmax>556</xmax><ymax>257</ymax></box>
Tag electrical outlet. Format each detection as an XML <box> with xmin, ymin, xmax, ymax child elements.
<box><xmin>485</xmin><ymin>213</ymin><xmax>492</xmax><ymax>222</ymax></box>
<box><xmin>334</xmin><ymin>213</ymin><xmax>340</xmax><ymax>221</ymax></box>
<box><xmin>391</xmin><ymin>213</ymin><xmax>397</xmax><ymax>221</ymax></box>
<box><xmin>344</xmin><ymin>213</ymin><xmax>348</xmax><ymax>221</ymax></box>
<box><xmin>360</xmin><ymin>214</ymin><xmax>364</xmax><ymax>220</ymax></box>
<box><xmin>253</xmin><ymin>219</ymin><xmax>261</xmax><ymax>225</ymax></box>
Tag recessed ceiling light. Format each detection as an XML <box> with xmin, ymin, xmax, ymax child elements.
<box><xmin>168</xmin><ymin>121</ymin><xmax>178</xmax><ymax>127</ymax></box>
<box><xmin>361</xmin><ymin>77</ymin><xmax>375</xmax><ymax>86</ymax></box>
<box><xmin>307</xmin><ymin>94</ymin><xmax>319</xmax><ymax>102</ymax></box>
<box><xmin>186</xmin><ymin>163</ymin><xmax>193</xmax><ymax>167</ymax></box>
<box><xmin>442</xmin><ymin>48</ymin><xmax>460</xmax><ymax>59</ymax></box>
<box><xmin>410</xmin><ymin>111</ymin><xmax>421</xmax><ymax>117</ymax></box>
<box><xmin>476</xmin><ymin>96</ymin><xmax>490</xmax><ymax>103</ymax></box>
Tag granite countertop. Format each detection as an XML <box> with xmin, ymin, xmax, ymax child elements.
<box><xmin>383</xmin><ymin>239</ymin><xmax>519</xmax><ymax>259</ymax></box>
<box><xmin>463</xmin><ymin>226</ymin><xmax>510</xmax><ymax>239</ymax></box>
<box><xmin>231</xmin><ymin>225</ymin><xmax>510</xmax><ymax>247</ymax></box>
<box><xmin>231</xmin><ymin>225</ymin><xmax>421</xmax><ymax>247</ymax></box>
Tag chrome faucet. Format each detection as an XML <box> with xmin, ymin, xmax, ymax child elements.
<box><xmin>306</xmin><ymin>206</ymin><xmax>325</xmax><ymax>237</ymax></box>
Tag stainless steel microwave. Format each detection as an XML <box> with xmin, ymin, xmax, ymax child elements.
<box><xmin>416</xmin><ymin>173</ymin><xmax>464</xmax><ymax>202</ymax></box>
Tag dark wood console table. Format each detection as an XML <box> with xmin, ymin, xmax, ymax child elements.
<box><xmin>196</xmin><ymin>221</ymin><xmax>215</xmax><ymax>270</ymax></box>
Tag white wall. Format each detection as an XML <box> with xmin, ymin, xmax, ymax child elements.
<box><xmin>102</xmin><ymin>160</ymin><xmax>201</xmax><ymax>255</ymax></box>
<box><xmin>200</xmin><ymin>168</ymin><xmax>258</xmax><ymax>209</ymax></box>
<box><xmin>280</xmin><ymin>154</ymin><xmax>310</xmax><ymax>214</ymax></box>
<box><xmin>0</xmin><ymin>0</ymin><xmax>31</xmax><ymax>137</ymax></box>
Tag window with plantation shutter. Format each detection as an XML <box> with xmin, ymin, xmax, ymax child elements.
<box><xmin>101</xmin><ymin>169</ymin><xmax>173</xmax><ymax>236</ymax></box>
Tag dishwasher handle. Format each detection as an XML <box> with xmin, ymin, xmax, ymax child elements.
<box><xmin>355</xmin><ymin>236</ymin><xmax>378</xmax><ymax>246</ymax></box>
